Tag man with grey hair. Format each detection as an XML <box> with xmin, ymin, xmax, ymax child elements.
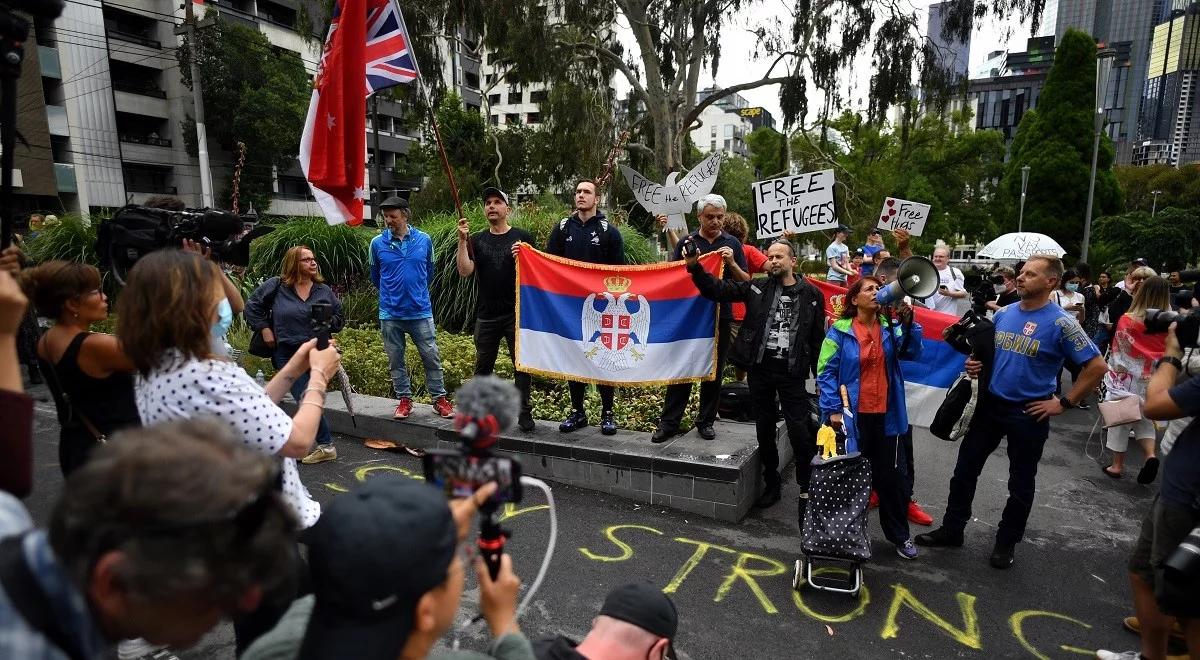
<box><xmin>925</xmin><ymin>245</ymin><xmax>968</xmax><ymax>315</ymax></box>
<box><xmin>651</xmin><ymin>194</ymin><xmax>747</xmax><ymax>443</ymax></box>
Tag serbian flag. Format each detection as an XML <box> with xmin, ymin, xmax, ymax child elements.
<box><xmin>300</xmin><ymin>0</ymin><xmax>418</xmax><ymax>225</ymax></box>
<box><xmin>811</xmin><ymin>279</ymin><xmax>966</xmax><ymax>428</ymax></box>
<box><xmin>515</xmin><ymin>246</ymin><xmax>724</xmax><ymax>386</ymax></box>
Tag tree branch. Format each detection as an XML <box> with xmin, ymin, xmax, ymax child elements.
<box><xmin>678</xmin><ymin>75</ymin><xmax>794</xmax><ymax>137</ymax></box>
<box><xmin>557</xmin><ymin>38</ymin><xmax>650</xmax><ymax>103</ymax></box>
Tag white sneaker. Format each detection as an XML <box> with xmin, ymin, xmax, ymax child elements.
<box><xmin>117</xmin><ymin>639</ymin><xmax>177</xmax><ymax>660</ymax></box>
<box><xmin>1095</xmin><ymin>651</ymin><xmax>1140</xmax><ymax>660</ymax></box>
<box><xmin>301</xmin><ymin>444</ymin><xmax>337</xmax><ymax>464</ymax></box>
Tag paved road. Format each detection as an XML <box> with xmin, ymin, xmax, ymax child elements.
<box><xmin>20</xmin><ymin>387</ymin><xmax>1156</xmax><ymax>659</ymax></box>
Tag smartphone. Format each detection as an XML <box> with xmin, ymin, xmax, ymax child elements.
<box><xmin>422</xmin><ymin>450</ymin><xmax>523</xmax><ymax>504</ymax></box>
<box><xmin>310</xmin><ymin>302</ymin><xmax>333</xmax><ymax>349</ymax></box>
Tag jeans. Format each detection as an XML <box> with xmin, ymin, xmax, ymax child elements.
<box><xmin>381</xmin><ymin>318</ymin><xmax>446</xmax><ymax>399</ymax></box>
<box><xmin>660</xmin><ymin>316</ymin><xmax>732</xmax><ymax>430</ymax></box>
<box><xmin>474</xmin><ymin>315</ymin><xmax>531</xmax><ymax>414</ymax></box>
<box><xmin>272</xmin><ymin>345</ymin><xmax>333</xmax><ymax>446</ymax></box>
<box><xmin>856</xmin><ymin>413</ymin><xmax>910</xmax><ymax>544</ymax></box>
<box><xmin>748</xmin><ymin>358</ymin><xmax>816</xmax><ymax>488</ymax></box>
<box><xmin>943</xmin><ymin>397</ymin><xmax>1050</xmax><ymax>546</ymax></box>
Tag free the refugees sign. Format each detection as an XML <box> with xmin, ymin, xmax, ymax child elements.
<box><xmin>751</xmin><ymin>169</ymin><xmax>837</xmax><ymax>238</ymax></box>
<box><xmin>620</xmin><ymin>153</ymin><xmax>722</xmax><ymax>231</ymax></box>
<box><xmin>877</xmin><ymin>197</ymin><xmax>930</xmax><ymax>236</ymax></box>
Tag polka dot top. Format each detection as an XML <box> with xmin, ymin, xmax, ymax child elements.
<box><xmin>134</xmin><ymin>353</ymin><xmax>321</xmax><ymax>528</ymax></box>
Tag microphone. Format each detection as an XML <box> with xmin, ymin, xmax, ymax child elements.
<box><xmin>454</xmin><ymin>375</ymin><xmax>520</xmax><ymax>454</ymax></box>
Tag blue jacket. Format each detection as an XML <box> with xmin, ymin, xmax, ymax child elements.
<box><xmin>816</xmin><ymin>316</ymin><xmax>923</xmax><ymax>437</ymax></box>
<box><xmin>369</xmin><ymin>227</ymin><xmax>434</xmax><ymax>320</ymax></box>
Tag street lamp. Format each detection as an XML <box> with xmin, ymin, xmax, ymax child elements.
<box><xmin>1151</xmin><ymin>189</ymin><xmax>1163</xmax><ymax>218</ymax></box>
<box><xmin>1081</xmin><ymin>47</ymin><xmax>1116</xmax><ymax>263</ymax></box>
<box><xmin>1019</xmin><ymin>165</ymin><xmax>1031</xmax><ymax>232</ymax></box>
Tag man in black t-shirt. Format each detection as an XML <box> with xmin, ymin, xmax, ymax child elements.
<box><xmin>456</xmin><ymin>187</ymin><xmax>536</xmax><ymax>431</ymax></box>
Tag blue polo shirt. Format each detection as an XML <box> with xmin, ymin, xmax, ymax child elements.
<box><xmin>989</xmin><ymin>301</ymin><xmax>1100</xmax><ymax>402</ymax></box>
<box><xmin>369</xmin><ymin>227</ymin><xmax>434</xmax><ymax>320</ymax></box>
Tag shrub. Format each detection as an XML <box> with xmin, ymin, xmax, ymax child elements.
<box><xmin>247</xmin><ymin>218</ymin><xmax>373</xmax><ymax>285</ymax></box>
<box><xmin>339</xmin><ymin>283</ymin><xmax>380</xmax><ymax>328</ymax></box>
<box><xmin>24</xmin><ymin>215</ymin><xmax>98</xmax><ymax>265</ymax></box>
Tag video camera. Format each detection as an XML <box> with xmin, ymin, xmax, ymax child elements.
<box><xmin>96</xmin><ymin>204</ymin><xmax>273</xmax><ymax>284</ymax></box>
<box><xmin>1144</xmin><ymin>270</ymin><xmax>1200</xmax><ymax>348</ymax></box>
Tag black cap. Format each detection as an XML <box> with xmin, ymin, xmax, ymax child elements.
<box><xmin>868</xmin><ymin>228</ymin><xmax>882</xmax><ymax>235</ymax></box>
<box><xmin>599</xmin><ymin>583</ymin><xmax>678</xmax><ymax>642</ymax></box>
<box><xmin>482</xmin><ymin>187</ymin><xmax>510</xmax><ymax>206</ymax></box>
<box><xmin>379</xmin><ymin>196</ymin><xmax>409</xmax><ymax>210</ymax></box>
<box><xmin>1133</xmin><ymin>257</ymin><xmax>1148</xmax><ymax>266</ymax></box>
<box><xmin>298</xmin><ymin>477</ymin><xmax>456</xmax><ymax>660</ymax></box>
<box><xmin>835</xmin><ymin>224</ymin><xmax>851</xmax><ymax>234</ymax></box>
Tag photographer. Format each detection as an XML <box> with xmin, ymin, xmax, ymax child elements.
<box><xmin>245</xmin><ymin>246</ymin><xmax>344</xmax><ymax>464</ymax></box>
<box><xmin>241</xmin><ymin>477</ymin><xmax>534</xmax><ymax>660</ymax></box>
<box><xmin>684</xmin><ymin>240</ymin><xmax>824</xmax><ymax>511</ymax></box>
<box><xmin>0</xmin><ymin>419</ymin><xmax>299</xmax><ymax>659</ymax></box>
<box><xmin>984</xmin><ymin>267</ymin><xmax>1019</xmax><ymax>314</ymax></box>
<box><xmin>1096</xmin><ymin>322</ymin><xmax>1200</xmax><ymax>660</ymax></box>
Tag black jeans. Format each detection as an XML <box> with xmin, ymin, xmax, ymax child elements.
<box><xmin>474</xmin><ymin>315</ymin><xmax>531</xmax><ymax>414</ymax></box>
<box><xmin>748</xmin><ymin>358</ymin><xmax>815</xmax><ymax>488</ymax></box>
<box><xmin>659</xmin><ymin>316</ymin><xmax>732</xmax><ymax>431</ymax></box>
<box><xmin>856</xmin><ymin>413</ymin><xmax>910</xmax><ymax>545</ymax></box>
<box><xmin>943</xmin><ymin>398</ymin><xmax>1050</xmax><ymax>546</ymax></box>
<box><xmin>568</xmin><ymin>382</ymin><xmax>614</xmax><ymax>412</ymax></box>
<box><xmin>902</xmin><ymin>426</ymin><xmax>915</xmax><ymax>500</ymax></box>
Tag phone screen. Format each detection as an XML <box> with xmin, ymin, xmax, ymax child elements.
<box><xmin>422</xmin><ymin>450</ymin><xmax>522</xmax><ymax>504</ymax></box>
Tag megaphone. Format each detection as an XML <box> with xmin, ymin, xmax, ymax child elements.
<box><xmin>876</xmin><ymin>256</ymin><xmax>940</xmax><ymax>304</ymax></box>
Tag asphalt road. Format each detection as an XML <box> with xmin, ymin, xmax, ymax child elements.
<box><xmin>19</xmin><ymin>386</ymin><xmax>1157</xmax><ymax>659</ymax></box>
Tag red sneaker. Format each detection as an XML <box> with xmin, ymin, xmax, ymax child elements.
<box><xmin>433</xmin><ymin>396</ymin><xmax>454</xmax><ymax>419</ymax></box>
<box><xmin>868</xmin><ymin>490</ymin><xmax>879</xmax><ymax>509</ymax></box>
<box><xmin>393</xmin><ymin>397</ymin><xmax>413</xmax><ymax>420</ymax></box>
<box><xmin>907</xmin><ymin>499</ymin><xmax>934</xmax><ymax>526</ymax></box>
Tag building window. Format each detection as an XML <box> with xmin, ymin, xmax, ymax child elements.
<box><xmin>276</xmin><ymin>176</ymin><xmax>309</xmax><ymax>200</ymax></box>
<box><xmin>724</xmin><ymin>139</ymin><xmax>732</xmax><ymax>151</ymax></box>
<box><xmin>486</xmin><ymin>73</ymin><xmax>496</xmax><ymax>85</ymax></box>
<box><xmin>466</xmin><ymin>103</ymin><xmax>480</xmax><ymax>113</ymax></box>
<box><xmin>490</xmin><ymin>114</ymin><xmax>499</xmax><ymax>125</ymax></box>
<box><xmin>710</xmin><ymin>141</ymin><xmax>716</xmax><ymax>151</ymax></box>
<box><xmin>507</xmin><ymin>92</ymin><xmax>522</xmax><ymax>104</ymax></box>
<box><xmin>505</xmin><ymin>113</ymin><xmax>520</xmax><ymax>125</ymax></box>
<box><xmin>711</xmin><ymin>126</ymin><xmax>717</xmax><ymax>137</ymax></box>
<box><xmin>526</xmin><ymin>112</ymin><xmax>541</xmax><ymax>124</ymax></box>
<box><xmin>529</xmin><ymin>90</ymin><xmax>548</xmax><ymax>103</ymax></box>
<box><xmin>724</xmin><ymin>125</ymin><xmax>733</xmax><ymax>137</ymax></box>
<box><xmin>488</xmin><ymin>93</ymin><xmax>501</xmax><ymax>105</ymax></box>
<box><xmin>464</xmin><ymin>71</ymin><xmax>480</xmax><ymax>90</ymax></box>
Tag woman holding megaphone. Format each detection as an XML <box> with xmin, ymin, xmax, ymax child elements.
<box><xmin>817</xmin><ymin>276</ymin><xmax>924</xmax><ymax>560</ymax></box>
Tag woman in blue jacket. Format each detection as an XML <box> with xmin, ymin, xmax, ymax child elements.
<box><xmin>817</xmin><ymin>276</ymin><xmax>923</xmax><ymax>560</ymax></box>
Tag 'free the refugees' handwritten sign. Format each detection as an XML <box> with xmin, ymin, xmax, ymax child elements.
<box><xmin>877</xmin><ymin>197</ymin><xmax>930</xmax><ymax>236</ymax></box>
<box><xmin>621</xmin><ymin>153</ymin><xmax>722</xmax><ymax>231</ymax></box>
<box><xmin>751</xmin><ymin>170</ymin><xmax>837</xmax><ymax>238</ymax></box>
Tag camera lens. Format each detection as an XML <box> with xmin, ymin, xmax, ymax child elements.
<box><xmin>1165</xmin><ymin>525</ymin><xmax>1200</xmax><ymax>580</ymax></box>
<box><xmin>1144</xmin><ymin>309</ymin><xmax>1180</xmax><ymax>334</ymax></box>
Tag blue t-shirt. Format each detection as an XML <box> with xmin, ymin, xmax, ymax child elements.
<box><xmin>861</xmin><ymin>244</ymin><xmax>883</xmax><ymax>276</ymax></box>
<box><xmin>989</xmin><ymin>302</ymin><xmax>1100</xmax><ymax>402</ymax></box>
<box><xmin>1163</xmin><ymin>375</ymin><xmax>1200</xmax><ymax>509</ymax></box>
<box><xmin>826</xmin><ymin>242</ymin><xmax>850</xmax><ymax>282</ymax></box>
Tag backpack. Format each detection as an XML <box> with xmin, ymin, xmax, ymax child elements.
<box><xmin>95</xmin><ymin>205</ymin><xmax>177</xmax><ymax>283</ymax></box>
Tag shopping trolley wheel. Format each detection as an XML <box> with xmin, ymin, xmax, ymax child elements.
<box><xmin>792</xmin><ymin>558</ymin><xmax>806</xmax><ymax>591</ymax></box>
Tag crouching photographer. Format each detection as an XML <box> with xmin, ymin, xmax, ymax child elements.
<box><xmin>1097</xmin><ymin>318</ymin><xmax>1200</xmax><ymax>659</ymax></box>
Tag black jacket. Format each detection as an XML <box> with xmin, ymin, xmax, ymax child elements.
<box><xmin>688</xmin><ymin>263</ymin><xmax>825</xmax><ymax>378</ymax></box>
<box><xmin>545</xmin><ymin>211</ymin><xmax>625</xmax><ymax>265</ymax></box>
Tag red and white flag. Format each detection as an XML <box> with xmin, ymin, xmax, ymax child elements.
<box><xmin>300</xmin><ymin>0</ymin><xmax>419</xmax><ymax>225</ymax></box>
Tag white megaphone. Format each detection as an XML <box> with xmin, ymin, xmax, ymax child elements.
<box><xmin>876</xmin><ymin>256</ymin><xmax>940</xmax><ymax>304</ymax></box>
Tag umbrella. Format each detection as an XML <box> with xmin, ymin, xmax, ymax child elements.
<box><xmin>977</xmin><ymin>232</ymin><xmax>1066</xmax><ymax>260</ymax></box>
<box><xmin>335</xmin><ymin>365</ymin><xmax>357</xmax><ymax>427</ymax></box>
<box><xmin>838</xmin><ymin>384</ymin><xmax>857</xmax><ymax>455</ymax></box>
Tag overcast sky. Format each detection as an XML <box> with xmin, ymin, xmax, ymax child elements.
<box><xmin>612</xmin><ymin>0</ymin><xmax>1039</xmax><ymax>127</ymax></box>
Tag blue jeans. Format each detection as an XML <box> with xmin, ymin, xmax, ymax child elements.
<box><xmin>943</xmin><ymin>397</ymin><xmax>1050</xmax><ymax>546</ymax></box>
<box><xmin>272</xmin><ymin>345</ymin><xmax>333</xmax><ymax>447</ymax></box>
<box><xmin>381</xmin><ymin>318</ymin><xmax>446</xmax><ymax>399</ymax></box>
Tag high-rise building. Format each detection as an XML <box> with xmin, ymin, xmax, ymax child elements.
<box><xmin>690</xmin><ymin>87</ymin><xmax>755</xmax><ymax>157</ymax></box>
<box><xmin>926</xmin><ymin>1</ymin><xmax>972</xmax><ymax>82</ymax></box>
<box><xmin>1136</xmin><ymin>2</ymin><xmax>1200</xmax><ymax>166</ymax></box>
<box><xmin>1052</xmin><ymin>0</ymin><xmax>1157</xmax><ymax>163</ymax></box>
<box><xmin>963</xmin><ymin>37</ymin><xmax>1056</xmax><ymax>153</ymax></box>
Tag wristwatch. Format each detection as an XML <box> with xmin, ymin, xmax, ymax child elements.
<box><xmin>1154</xmin><ymin>356</ymin><xmax>1184</xmax><ymax>372</ymax></box>
<box><xmin>1057</xmin><ymin>395</ymin><xmax>1075</xmax><ymax>409</ymax></box>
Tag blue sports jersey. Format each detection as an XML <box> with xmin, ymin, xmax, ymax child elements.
<box><xmin>989</xmin><ymin>301</ymin><xmax>1100</xmax><ymax>402</ymax></box>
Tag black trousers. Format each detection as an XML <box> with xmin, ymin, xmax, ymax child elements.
<box><xmin>747</xmin><ymin>358</ymin><xmax>815</xmax><ymax>488</ymax></box>
<box><xmin>856</xmin><ymin>413</ymin><xmax>910</xmax><ymax>545</ymax></box>
<box><xmin>902</xmin><ymin>426</ymin><xmax>915</xmax><ymax>500</ymax></box>
<box><xmin>568</xmin><ymin>382</ymin><xmax>614</xmax><ymax>412</ymax></box>
<box><xmin>659</xmin><ymin>316</ymin><xmax>732</xmax><ymax>431</ymax></box>
<box><xmin>943</xmin><ymin>398</ymin><xmax>1050</xmax><ymax>546</ymax></box>
<box><xmin>474</xmin><ymin>315</ymin><xmax>531</xmax><ymax>414</ymax></box>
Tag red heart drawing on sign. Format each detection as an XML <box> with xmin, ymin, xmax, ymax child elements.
<box><xmin>880</xmin><ymin>215</ymin><xmax>889</xmax><ymax>224</ymax></box>
<box><xmin>888</xmin><ymin>208</ymin><xmax>896</xmax><ymax>216</ymax></box>
<box><xmin>886</xmin><ymin>199</ymin><xmax>895</xmax><ymax>208</ymax></box>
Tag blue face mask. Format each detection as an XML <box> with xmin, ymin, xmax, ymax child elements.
<box><xmin>212</xmin><ymin>298</ymin><xmax>233</xmax><ymax>339</ymax></box>
<box><xmin>1065</xmin><ymin>282</ymin><xmax>1079</xmax><ymax>293</ymax></box>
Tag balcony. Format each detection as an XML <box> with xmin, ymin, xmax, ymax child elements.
<box><xmin>120</xmin><ymin>133</ymin><xmax>172</xmax><ymax>148</ymax></box>
<box><xmin>106</xmin><ymin>27</ymin><xmax>160</xmax><ymax>49</ymax></box>
<box><xmin>54</xmin><ymin>163</ymin><xmax>77</xmax><ymax>194</ymax></box>
<box><xmin>46</xmin><ymin>105</ymin><xmax>68</xmax><ymax>137</ymax></box>
<box><xmin>113</xmin><ymin>80</ymin><xmax>167</xmax><ymax>99</ymax></box>
<box><xmin>127</xmin><ymin>184</ymin><xmax>177</xmax><ymax>195</ymax></box>
<box><xmin>39</xmin><ymin>45</ymin><xmax>61</xmax><ymax>79</ymax></box>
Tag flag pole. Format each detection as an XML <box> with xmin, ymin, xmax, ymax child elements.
<box><xmin>417</xmin><ymin>77</ymin><xmax>465</xmax><ymax>220</ymax></box>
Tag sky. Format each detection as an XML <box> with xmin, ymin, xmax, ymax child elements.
<box><xmin>612</xmin><ymin>0</ymin><xmax>1040</xmax><ymax>128</ymax></box>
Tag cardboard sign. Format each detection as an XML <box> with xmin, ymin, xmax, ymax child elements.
<box><xmin>751</xmin><ymin>169</ymin><xmax>837</xmax><ymax>238</ymax></box>
<box><xmin>621</xmin><ymin>152</ymin><xmax>722</xmax><ymax>231</ymax></box>
<box><xmin>877</xmin><ymin>197</ymin><xmax>930</xmax><ymax>236</ymax></box>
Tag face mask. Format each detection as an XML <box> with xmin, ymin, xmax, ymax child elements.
<box><xmin>1065</xmin><ymin>283</ymin><xmax>1079</xmax><ymax>292</ymax></box>
<box><xmin>993</xmin><ymin>284</ymin><xmax>1006</xmax><ymax>294</ymax></box>
<box><xmin>212</xmin><ymin>297</ymin><xmax>233</xmax><ymax>339</ymax></box>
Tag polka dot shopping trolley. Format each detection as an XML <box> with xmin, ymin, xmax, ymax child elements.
<box><xmin>792</xmin><ymin>386</ymin><xmax>872</xmax><ymax>597</ymax></box>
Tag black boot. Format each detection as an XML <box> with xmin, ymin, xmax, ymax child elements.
<box><xmin>754</xmin><ymin>474</ymin><xmax>782</xmax><ymax>509</ymax></box>
<box><xmin>27</xmin><ymin>365</ymin><xmax>42</xmax><ymax>385</ymax></box>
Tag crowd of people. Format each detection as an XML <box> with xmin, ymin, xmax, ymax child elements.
<box><xmin>0</xmin><ymin>182</ymin><xmax>1197</xmax><ymax>660</ymax></box>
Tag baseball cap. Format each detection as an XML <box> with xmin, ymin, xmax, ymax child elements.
<box><xmin>868</xmin><ymin>228</ymin><xmax>882</xmax><ymax>235</ymax></box>
<box><xmin>482</xmin><ymin>187</ymin><xmax>510</xmax><ymax>205</ymax></box>
<box><xmin>599</xmin><ymin>583</ymin><xmax>678</xmax><ymax>656</ymax></box>
<box><xmin>379</xmin><ymin>196</ymin><xmax>409</xmax><ymax>210</ymax></box>
<box><xmin>835</xmin><ymin>224</ymin><xmax>851</xmax><ymax>234</ymax></box>
<box><xmin>1132</xmin><ymin>257</ymin><xmax>1148</xmax><ymax>266</ymax></box>
<box><xmin>298</xmin><ymin>477</ymin><xmax>457</xmax><ymax>660</ymax></box>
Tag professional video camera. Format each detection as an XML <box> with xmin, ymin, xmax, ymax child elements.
<box><xmin>96</xmin><ymin>204</ymin><xmax>273</xmax><ymax>284</ymax></box>
<box><xmin>1144</xmin><ymin>270</ymin><xmax>1200</xmax><ymax>348</ymax></box>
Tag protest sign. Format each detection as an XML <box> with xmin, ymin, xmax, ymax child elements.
<box><xmin>620</xmin><ymin>152</ymin><xmax>722</xmax><ymax>231</ymax></box>
<box><xmin>877</xmin><ymin>197</ymin><xmax>930</xmax><ymax>236</ymax></box>
<box><xmin>751</xmin><ymin>169</ymin><xmax>837</xmax><ymax>238</ymax></box>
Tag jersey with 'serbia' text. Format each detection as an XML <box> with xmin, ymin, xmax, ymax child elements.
<box><xmin>988</xmin><ymin>302</ymin><xmax>1100</xmax><ymax>402</ymax></box>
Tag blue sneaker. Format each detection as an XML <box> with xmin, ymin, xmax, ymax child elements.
<box><xmin>896</xmin><ymin>540</ymin><xmax>919</xmax><ymax>560</ymax></box>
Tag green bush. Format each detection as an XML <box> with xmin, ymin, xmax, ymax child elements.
<box><xmin>247</xmin><ymin>218</ymin><xmax>373</xmax><ymax>285</ymax></box>
<box><xmin>338</xmin><ymin>284</ymin><xmax>379</xmax><ymax>328</ymax></box>
<box><xmin>24</xmin><ymin>215</ymin><xmax>98</xmax><ymax>265</ymax></box>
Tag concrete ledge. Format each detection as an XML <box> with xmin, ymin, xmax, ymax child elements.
<box><xmin>295</xmin><ymin>393</ymin><xmax>792</xmax><ymax>522</ymax></box>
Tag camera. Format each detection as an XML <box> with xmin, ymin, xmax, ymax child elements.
<box><xmin>97</xmin><ymin>204</ymin><xmax>272</xmax><ymax>283</ymax></box>
<box><xmin>1143</xmin><ymin>308</ymin><xmax>1200</xmax><ymax>349</ymax></box>
<box><xmin>681</xmin><ymin>239</ymin><xmax>699</xmax><ymax>259</ymax></box>
<box><xmin>423</xmin><ymin>452</ymin><xmax>522</xmax><ymax>505</ymax></box>
<box><xmin>989</xmin><ymin>274</ymin><xmax>1006</xmax><ymax>285</ymax></box>
<box><xmin>1165</xmin><ymin>525</ymin><xmax>1200</xmax><ymax>581</ymax></box>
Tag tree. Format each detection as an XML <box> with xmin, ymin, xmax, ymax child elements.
<box><xmin>745</xmin><ymin>127</ymin><xmax>786</xmax><ymax>179</ymax></box>
<box><xmin>401</xmin><ymin>0</ymin><xmax>1047</xmax><ymax>178</ymax></box>
<box><xmin>1093</xmin><ymin>208</ymin><xmax>1200</xmax><ymax>271</ymax></box>
<box><xmin>1001</xmin><ymin>28</ymin><xmax>1120</xmax><ymax>255</ymax></box>
<box><xmin>712</xmin><ymin>155</ymin><xmax>756</xmax><ymax>228</ymax></box>
<box><xmin>1113</xmin><ymin>163</ymin><xmax>1200</xmax><ymax>212</ymax></box>
<box><xmin>179</xmin><ymin>19</ymin><xmax>310</xmax><ymax>212</ymax></box>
